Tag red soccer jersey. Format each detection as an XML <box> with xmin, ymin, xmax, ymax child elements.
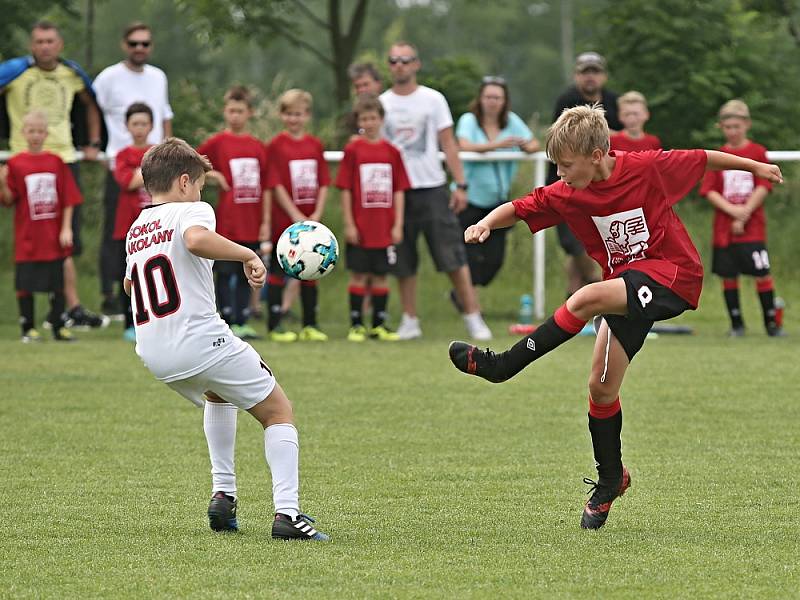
<box><xmin>610</xmin><ymin>132</ymin><xmax>663</xmax><ymax>152</ymax></box>
<box><xmin>198</xmin><ymin>131</ymin><xmax>269</xmax><ymax>242</ymax></box>
<box><xmin>113</xmin><ymin>145</ymin><xmax>152</xmax><ymax>240</ymax></box>
<box><xmin>265</xmin><ymin>132</ymin><xmax>330</xmax><ymax>240</ymax></box>
<box><xmin>699</xmin><ymin>141</ymin><xmax>771</xmax><ymax>248</ymax></box>
<box><xmin>513</xmin><ymin>150</ymin><xmax>707</xmax><ymax>308</ymax></box>
<box><xmin>4</xmin><ymin>151</ymin><xmax>82</xmax><ymax>262</ymax></box>
<box><xmin>335</xmin><ymin>138</ymin><xmax>410</xmax><ymax>248</ymax></box>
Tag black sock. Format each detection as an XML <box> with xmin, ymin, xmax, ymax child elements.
<box><xmin>371</xmin><ymin>289</ymin><xmax>388</xmax><ymax>328</ymax></box>
<box><xmin>348</xmin><ymin>286</ymin><xmax>364</xmax><ymax>326</ymax></box>
<box><xmin>758</xmin><ymin>288</ymin><xmax>776</xmax><ymax>329</ymax></box>
<box><xmin>301</xmin><ymin>283</ymin><xmax>318</xmax><ymax>327</ymax></box>
<box><xmin>723</xmin><ymin>282</ymin><xmax>744</xmax><ymax>329</ymax></box>
<box><xmin>17</xmin><ymin>293</ymin><xmax>34</xmax><ymax>334</ymax></box>
<box><xmin>588</xmin><ymin>400</ymin><xmax>623</xmax><ymax>486</ymax></box>
<box><xmin>47</xmin><ymin>291</ymin><xmax>66</xmax><ymax>329</ymax></box>
<box><xmin>234</xmin><ymin>271</ymin><xmax>251</xmax><ymax>326</ymax></box>
<box><xmin>267</xmin><ymin>280</ymin><xmax>284</xmax><ymax>331</ymax></box>
<box><xmin>500</xmin><ymin>307</ymin><xmax>585</xmax><ymax>378</ymax></box>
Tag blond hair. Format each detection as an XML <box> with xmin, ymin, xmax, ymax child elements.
<box><xmin>546</xmin><ymin>103</ymin><xmax>610</xmax><ymax>162</ymax></box>
<box><xmin>141</xmin><ymin>137</ymin><xmax>212</xmax><ymax>195</ymax></box>
<box><xmin>719</xmin><ymin>99</ymin><xmax>750</xmax><ymax>121</ymax></box>
<box><xmin>617</xmin><ymin>90</ymin><xmax>648</xmax><ymax>110</ymax></box>
<box><xmin>22</xmin><ymin>110</ymin><xmax>48</xmax><ymax>128</ymax></box>
<box><xmin>278</xmin><ymin>88</ymin><xmax>312</xmax><ymax>113</ymax></box>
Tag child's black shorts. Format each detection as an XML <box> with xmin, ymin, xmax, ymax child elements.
<box><xmin>601</xmin><ymin>270</ymin><xmax>692</xmax><ymax>362</ymax></box>
<box><xmin>712</xmin><ymin>242</ymin><xmax>770</xmax><ymax>278</ymax></box>
<box><xmin>346</xmin><ymin>244</ymin><xmax>396</xmax><ymax>276</ymax></box>
<box><xmin>15</xmin><ymin>259</ymin><xmax>65</xmax><ymax>293</ymax></box>
<box><xmin>215</xmin><ymin>242</ymin><xmax>260</xmax><ymax>277</ymax></box>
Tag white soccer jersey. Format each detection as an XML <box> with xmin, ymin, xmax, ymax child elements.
<box><xmin>125</xmin><ymin>201</ymin><xmax>236</xmax><ymax>382</ymax></box>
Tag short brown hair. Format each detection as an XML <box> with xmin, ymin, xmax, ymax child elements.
<box><xmin>352</xmin><ymin>95</ymin><xmax>384</xmax><ymax>119</ymax></box>
<box><xmin>141</xmin><ymin>138</ymin><xmax>212</xmax><ymax>195</ymax></box>
<box><xmin>546</xmin><ymin>103</ymin><xmax>610</xmax><ymax>163</ymax></box>
<box><xmin>123</xmin><ymin>22</ymin><xmax>150</xmax><ymax>40</ymax></box>
<box><xmin>125</xmin><ymin>102</ymin><xmax>153</xmax><ymax>123</ymax></box>
<box><xmin>279</xmin><ymin>89</ymin><xmax>312</xmax><ymax>113</ymax></box>
<box><xmin>31</xmin><ymin>20</ymin><xmax>61</xmax><ymax>37</ymax></box>
<box><xmin>348</xmin><ymin>62</ymin><xmax>382</xmax><ymax>83</ymax></box>
<box><xmin>224</xmin><ymin>85</ymin><xmax>254</xmax><ymax>108</ymax></box>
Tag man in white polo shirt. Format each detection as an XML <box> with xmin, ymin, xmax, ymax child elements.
<box><xmin>380</xmin><ymin>41</ymin><xmax>491</xmax><ymax>341</ymax></box>
<box><xmin>93</xmin><ymin>21</ymin><xmax>173</xmax><ymax>316</ymax></box>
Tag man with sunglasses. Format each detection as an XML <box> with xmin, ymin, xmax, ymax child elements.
<box><xmin>380</xmin><ymin>42</ymin><xmax>492</xmax><ymax>341</ymax></box>
<box><xmin>93</xmin><ymin>22</ymin><xmax>173</xmax><ymax>317</ymax></box>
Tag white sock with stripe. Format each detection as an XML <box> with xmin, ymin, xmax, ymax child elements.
<box><xmin>265</xmin><ymin>423</ymin><xmax>300</xmax><ymax>520</ymax></box>
<box><xmin>203</xmin><ymin>400</ymin><xmax>238</xmax><ymax>497</ymax></box>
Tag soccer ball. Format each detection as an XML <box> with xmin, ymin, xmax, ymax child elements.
<box><xmin>276</xmin><ymin>221</ymin><xmax>339</xmax><ymax>281</ymax></box>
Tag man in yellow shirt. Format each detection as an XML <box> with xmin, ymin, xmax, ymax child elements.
<box><xmin>1</xmin><ymin>20</ymin><xmax>107</xmax><ymax>329</ymax></box>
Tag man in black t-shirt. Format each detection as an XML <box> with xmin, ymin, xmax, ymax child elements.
<box><xmin>548</xmin><ymin>52</ymin><xmax>621</xmax><ymax>296</ymax></box>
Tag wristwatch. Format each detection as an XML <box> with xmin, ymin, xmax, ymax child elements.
<box><xmin>456</xmin><ymin>182</ymin><xmax>469</xmax><ymax>191</ymax></box>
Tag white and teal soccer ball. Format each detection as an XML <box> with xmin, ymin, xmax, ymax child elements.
<box><xmin>276</xmin><ymin>220</ymin><xmax>339</xmax><ymax>281</ymax></box>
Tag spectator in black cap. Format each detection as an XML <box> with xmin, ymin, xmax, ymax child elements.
<box><xmin>547</xmin><ymin>51</ymin><xmax>622</xmax><ymax>297</ymax></box>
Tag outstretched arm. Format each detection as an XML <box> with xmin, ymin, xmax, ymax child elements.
<box><xmin>184</xmin><ymin>226</ymin><xmax>266</xmax><ymax>288</ymax></box>
<box><xmin>705</xmin><ymin>150</ymin><xmax>783</xmax><ymax>184</ymax></box>
<box><xmin>464</xmin><ymin>202</ymin><xmax>518</xmax><ymax>243</ymax></box>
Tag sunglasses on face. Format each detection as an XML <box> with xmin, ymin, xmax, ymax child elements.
<box><xmin>127</xmin><ymin>40</ymin><xmax>151</xmax><ymax>48</ymax></box>
<box><xmin>388</xmin><ymin>56</ymin><xmax>416</xmax><ymax>65</ymax></box>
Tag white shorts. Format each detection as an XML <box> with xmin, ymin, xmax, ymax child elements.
<box><xmin>166</xmin><ymin>339</ymin><xmax>276</xmax><ymax>410</ymax></box>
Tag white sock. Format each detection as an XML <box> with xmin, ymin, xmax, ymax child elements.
<box><xmin>264</xmin><ymin>423</ymin><xmax>300</xmax><ymax>520</ymax></box>
<box><xmin>203</xmin><ymin>401</ymin><xmax>238</xmax><ymax>497</ymax></box>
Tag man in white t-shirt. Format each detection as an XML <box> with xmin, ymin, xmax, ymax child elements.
<box><xmin>124</xmin><ymin>138</ymin><xmax>329</xmax><ymax>541</ymax></box>
<box><xmin>94</xmin><ymin>22</ymin><xmax>173</xmax><ymax>316</ymax></box>
<box><xmin>380</xmin><ymin>41</ymin><xmax>491</xmax><ymax>341</ymax></box>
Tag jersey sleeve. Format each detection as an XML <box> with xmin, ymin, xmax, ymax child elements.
<box><xmin>316</xmin><ymin>140</ymin><xmax>331</xmax><ymax>186</ymax></box>
<box><xmin>699</xmin><ymin>168</ymin><xmax>722</xmax><ymax>198</ymax></box>
<box><xmin>511</xmin><ymin>186</ymin><xmax>563</xmax><ymax>233</ymax></box>
<box><xmin>113</xmin><ymin>149</ymin><xmax>137</xmax><ymax>189</ymax></box>
<box><xmin>334</xmin><ymin>146</ymin><xmax>354</xmax><ymax>190</ymax></box>
<box><xmin>265</xmin><ymin>139</ymin><xmax>281</xmax><ymax>189</ymax></box>
<box><xmin>5</xmin><ymin>161</ymin><xmax>20</xmax><ymax>203</ymax></box>
<box><xmin>197</xmin><ymin>137</ymin><xmax>215</xmax><ymax>166</ymax></box>
<box><xmin>652</xmin><ymin>149</ymin><xmax>708</xmax><ymax>205</ymax></box>
<box><xmin>391</xmin><ymin>146</ymin><xmax>411</xmax><ymax>192</ymax></box>
<box><xmin>179</xmin><ymin>201</ymin><xmax>216</xmax><ymax>236</ymax></box>
<box><xmin>60</xmin><ymin>160</ymin><xmax>83</xmax><ymax>207</ymax></box>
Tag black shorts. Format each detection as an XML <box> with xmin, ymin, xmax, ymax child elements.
<box><xmin>458</xmin><ymin>204</ymin><xmax>510</xmax><ymax>286</ymax></box>
<box><xmin>601</xmin><ymin>270</ymin><xmax>692</xmax><ymax>361</ymax></box>
<box><xmin>215</xmin><ymin>241</ymin><xmax>260</xmax><ymax>276</ymax></box>
<box><xmin>16</xmin><ymin>259</ymin><xmax>65</xmax><ymax>293</ymax></box>
<box><xmin>712</xmin><ymin>242</ymin><xmax>770</xmax><ymax>278</ymax></box>
<box><xmin>68</xmin><ymin>162</ymin><xmax>83</xmax><ymax>256</ymax></box>
<box><xmin>394</xmin><ymin>186</ymin><xmax>467</xmax><ymax>278</ymax></box>
<box><xmin>556</xmin><ymin>222</ymin><xmax>586</xmax><ymax>257</ymax></box>
<box><xmin>346</xmin><ymin>244</ymin><xmax>396</xmax><ymax>276</ymax></box>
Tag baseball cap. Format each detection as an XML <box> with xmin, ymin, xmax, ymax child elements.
<box><xmin>575</xmin><ymin>52</ymin><xmax>607</xmax><ymax>73</ymax></box>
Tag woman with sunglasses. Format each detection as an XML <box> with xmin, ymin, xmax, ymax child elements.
<box><xmin>453</xmin><ymin>76</ymin><xmax>539</xmax><ymax>306</ymax></box>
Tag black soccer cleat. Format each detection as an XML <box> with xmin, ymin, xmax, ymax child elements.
<box><xmin>448</xmin><ymin>341</ymin><xmax>509</xmax><ymax>383</ymax></box>
<box><xmin>272</xmin><ymin>513</ymin><xmax>330</xmax><ymax>542</ymax></box>
<box><xmin>580</xmin><ymin>466</ymin><xmax>631</xmax><ymax>530</ymax></box>
<box><xmin>207</xmin><ymin>491</ymin><xmax>238</xmax><ymax>532</ymax></box>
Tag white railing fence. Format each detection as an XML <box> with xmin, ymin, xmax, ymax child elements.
<box><xmin>3</xmin><ymin>149</ymin><xmax>798</xmax><ymax>319</ymax></box>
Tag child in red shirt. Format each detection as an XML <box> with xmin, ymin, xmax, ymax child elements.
<box><xmin>265</xmin><ymin>89</ymin><xmax>330</xmax><ymax>342</ymax></box>
<box><xmin>449</xmin><ymin>104</ymin><xmax>782</xmax><ymax>530</ymax></box>
<box><xmin>610</xmin><ymin>91</ymin><xmax>662</xmax><ymax>152</ymax></box>
<box><xmin>699</xmin><ymin>99</ymin><xmax>782</xmax><ymax>337</ymax></box>
<box><xmin>335</xmin><ymin>96</ymin><xmax>409</xmax><ymax>342</ymax></box>
<box><xmin>114</xmin><ymin>103</ymin><xmax>154</xmax><ymax>340</ymax></box>
<box><xmin>198</xmin><ymin>86</ymin><xmax>270</xmax><ymax>341</ymax></box>
<box><xmin>0</xmin><ymin>111</ymin><xmax>82</xmax><ymax>342</ymax></box>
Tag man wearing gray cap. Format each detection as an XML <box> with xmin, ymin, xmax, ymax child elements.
<box><xmin>547</xmin><ymin>52</ymin><xmax>622</xmax><ymax>297</ymax></box>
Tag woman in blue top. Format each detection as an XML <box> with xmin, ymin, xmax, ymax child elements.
<box><xmin>453</xmin><ymin>77</ymin><xmax>539</xmax><ymax>307</ymax></box>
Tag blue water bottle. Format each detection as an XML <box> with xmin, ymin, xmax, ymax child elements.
<box><xmin>518</xmin><ymin>294</ymin><xmax>534</xmax><ymax>325</ymax></box>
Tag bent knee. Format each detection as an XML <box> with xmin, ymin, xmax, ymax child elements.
<box><xmin>587</xmin><ymin>379</ymin><xmax>619</xmax><ymax>405</ymax></box>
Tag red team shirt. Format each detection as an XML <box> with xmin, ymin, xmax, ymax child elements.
<box><xmin>198</xmin><ymin>131</ymin><xmax>269</xmax><ymax>242</ymax></box>
<box><xmin>113</xmin><ymin>145</ymin><xmax>152</xmax><ymax>240</ymax></box>
<box><xmin>334</xmin><ymin>138</ymin><xmax>410</xmax><ymax>248</ymax></box>
<box><xmin>513</xmin><ymin>150</ymin><xmax>708</xmax><ymax>308</ymax></box>
<box><xmin>699</xmin><ymin>141</ymin><xmax>771</xmax><ymax>248</ymax></box>
<box><xmin>610</xmin><ymin>132</ymin><xmax>663</xmax><ymax>152</ymax></box>
<box><xmin>265</xmin><ymin>132</ymin><xmax>330</xmax><ymax>240</ymax></box>
<box><xmin>4</xmin><ymin>151</ymin><xmax>82</xmax><ymax>262</ymax></box>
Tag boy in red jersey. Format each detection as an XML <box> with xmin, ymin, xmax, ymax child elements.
<box><xmin>265</xmin><ymin>89</ymin><xmax>330</xmax><ymax>342</ymax></box>
<box><xmin>610</xmin><ymin>91</ymin><xmax>662</xmax><ymax>152</ymax></box>
<box><xmin>0</xmin><ymin>111</ymin><xmax>82</xmax><ymax>342</ymax></box>
<box><xmin>114</xmin><ymin>102</ymin><xmax>154</xmax><ymax>341</ymax></box>
<box><xmin>335</xmin><ymin>96</ymin><xmax>409</xmax><ymax>342</ymax></box>
<box><xmin>198</xmin><ymin>86</ymin><xmax>270</xmax><ymax>341</ymax></box>
<box><xmin>699</xmin><ymin>100</ymin><xmax>782</xmax><ymax>337</ymax></box>
<box><xmin>449</xmin><ymin>104</ymin><xmax>782</xmax><ymax>530</ymax></box>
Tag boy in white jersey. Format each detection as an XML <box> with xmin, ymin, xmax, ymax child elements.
<box><xmin>124</xmin><ymin>138</ymin><xmax>329</xmax><ymax>541</ymax></box>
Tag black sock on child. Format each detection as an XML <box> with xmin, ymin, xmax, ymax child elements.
<box><xmin>348</xmin><ymin>286</ymin><xmax>364</xmax><ymax>327</ymax></box>
<box><xmin>17</xmin><ymin>292</ymin><xmax>34</xmax><ymax>334</ymax></box>
<box><xmin>588</xmin><ymin>397</ymin><xmax>623</xmax><ymax>486</ymax></box>
<box><xmin>267</xmin><ymin>276</ymin><xmax>284</xmax><ymax>331</ymax></box>
<box><xmin>371</xmin><ymin>287</ymin><xmax>389</xmax><ymax>328</ymax></box>
<box><xmin>301</xmin><ymin>282</ymin><xmax>318</xmax><ymax>328</ymax></box>
<box><xmin>757</xmin><ymin>277</ymin><xmax>777</xmax><ymax>330</ymax></box>
<box><xmin>723</xmin><ymin>280</ymin><xmax>744</xmax><ymax>329</ymax></box>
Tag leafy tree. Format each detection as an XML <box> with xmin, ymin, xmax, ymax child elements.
<box><xmin>419</xmin><ymin>56</ymin><xmax>483</xmax><ymax>120</ymax></box>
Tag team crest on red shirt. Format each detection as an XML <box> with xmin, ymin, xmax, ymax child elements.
<box><xmin>592</xmin><ymin>208</ymin><xmax>650</xmax><ymax>271</ymax></box>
